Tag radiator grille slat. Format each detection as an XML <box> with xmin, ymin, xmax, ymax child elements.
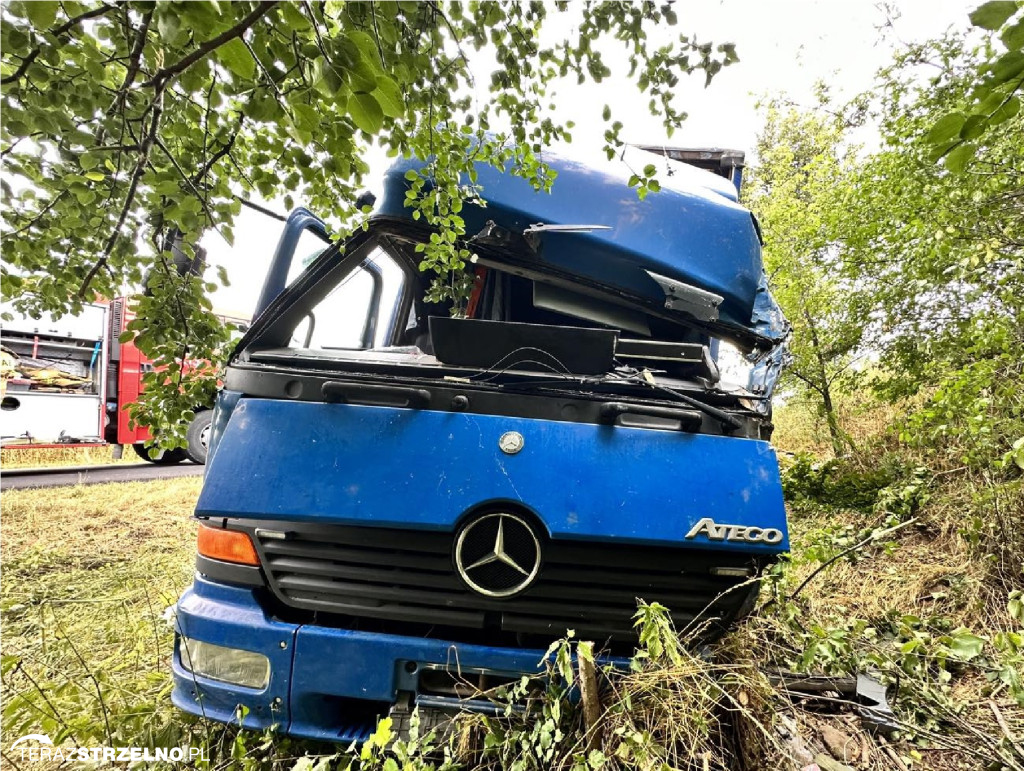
<box><xmin>253</xmin><ymin>523</ymin><xmax>758</xmax><ymax>643</ymax></box>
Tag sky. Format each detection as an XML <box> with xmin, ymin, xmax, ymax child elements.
<box><xmin>202</xmin><ymin>0</ymin><xmax>980</xmax><ymax>319</ymax></box>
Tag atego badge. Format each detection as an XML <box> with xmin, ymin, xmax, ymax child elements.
<box><xmin>685</xmin><ymin>517</ymin><xmax>784</xmax><ymax>545</ymax></box>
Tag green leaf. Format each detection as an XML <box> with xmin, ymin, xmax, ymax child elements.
<box><xmin>349</xmin><ymin>91</ymin><xmax>383</xmax><ymax>134</ymax></box>
<box><xmin>989</xmin><ymin>50</ymin><xmax>1024</xmax><ymax>83</ymax></box>
<box><xmin>346</xmin><ymin>30</ymin><xmax>383</xmax><ymax>70</ymax></box>
<box><xmin>969</xmin><ymin>0</ymin><xmax>1018</xmax><ymax>30</ymax></box>
<box><xmin>291</xmin><ymin>103</ymin><xmax>319</xmax><ymax>131</ymax></box>
<box><xmin>944</xmin><ymin>142</ymin><xmax>977</xmax><ymax>172</ymax></box>
<box><xmin>926</xmin><ymin>112</ymin><xmax>966</xmax><ymax>144</ymax></box>
<box><xmin>216</xmin><ymin>38</ymin><xmax>255</xmax><ymax>80</ymax></box>
<box><xmin>1002</xmin><ymin>18</ymin><xmax>1024</xmax><ymax>49</ymax></box>
<box><xmin>372</xmin><ymin>76</ymin><xmax>404</xmax><ymax>118</ymax></box>
<box><xmin>990</xmin><ymin>95</ymin><xmax>1021</xmax><ymax>125</ymax></box>
<box><xmin>25</xmin><ymin>1</ymin><xmax>58</xmax><ymax>29</ymax></box>
<box><xmin>84</xmin><ymin>171</ymin><xmax>105</xmax><ymax>182</ymax></box>
<box><xmin>927</xmin><ymin>139</ymin><xmax>959</xmax><ymax>163</ymax></box>
<box><xmin>959</xmin><ymin>113</ymin><xmax>989</xmax><ymax>140</ymax></box>
<box><xmin>156</xmin><ymin>11</ymin><xmax>181</xmax><ymax>44</ymax></box>
<box><xmin>947</xmin><ymin>630</ymin><xmax>986</xmax><ymax>660</ymax></box>
<box><xmin>602</xmin><ymin>104</ymin><xmax>611</xmax><ymax>121</ymax></box>
<box><xmin>345</xmin><ymin>56</ymin><xmax>379</xmax><ymax>93</ymax></box>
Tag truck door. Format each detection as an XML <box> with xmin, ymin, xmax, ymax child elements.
<box><xmin>254</xmin><ymin>209</ymin><xmax>331</xmax><ymax>318</ymax></box>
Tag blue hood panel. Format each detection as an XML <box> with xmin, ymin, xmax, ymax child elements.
<box><xmin>197</xmin><ymin>398</ymin><xmax>788</xmax><ymax>554</ymax></box>
<box><xmin>378</xmin><ymin>154</ymin><xmax>788</xmax><ymax>346</ymax></box>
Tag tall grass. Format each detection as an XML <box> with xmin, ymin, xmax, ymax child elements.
<box><xmin>0</xmin><ymin>479</ymin><xmax>201</xmax><ymax>761</ymax></box>
<box><xmin>1</xmin><ymin>446</ymin><xmax>138</xmax><ymax>469</ymax></box>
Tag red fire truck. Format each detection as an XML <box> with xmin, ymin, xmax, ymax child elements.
<box><xmin>0</xmin><ymin>297</ymin><xmax>233</xmax><ymax>464</ymax></box>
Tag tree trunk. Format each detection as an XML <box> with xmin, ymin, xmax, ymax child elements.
<box><xmin>820</xmin><ymin>383</ymin><xmax>845</xmax><ymax>458</ymax></box>
<box><xmin>802</xmin><ymin>307</ymin><xmax>846</xmax><ymax>458</ymax></box>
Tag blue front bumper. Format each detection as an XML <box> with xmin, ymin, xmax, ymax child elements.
<box><xmin>172</xmin><ymin>577</ymin><xmax>548</xmax><ymax>742</ymax></box>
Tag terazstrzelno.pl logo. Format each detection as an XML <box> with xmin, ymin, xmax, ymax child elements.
<box><xmin>10</xmin><ymin>733</ymin><xmax>209</xmax><ymax>763</ymax></box>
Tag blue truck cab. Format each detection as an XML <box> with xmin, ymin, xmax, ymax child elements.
<box><xmin>171</xmin><ymin>147</ymin><xmax>790</xmax><ymax>742</ymax></box>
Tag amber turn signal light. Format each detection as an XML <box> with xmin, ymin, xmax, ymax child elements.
<box><xmin>197</xmin><ymin>525</ymin><xmax>260</xmax><ymax>566</ymax></box>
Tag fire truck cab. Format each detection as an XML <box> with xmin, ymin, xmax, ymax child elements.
<box><xmin>0</xmin><ymin>297</ymin><xmax>217</xmax><ymax>464</ymax></box>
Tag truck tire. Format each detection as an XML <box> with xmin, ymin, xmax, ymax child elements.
<box><xmin>132</xmin><ymin>443</ymin><xmax>187</xmax><ymax>465</ymax></box>
<box><xmin>184</xmin><ymin>410</ymin><xmax>213</xmax><ymax>465</ymax></box>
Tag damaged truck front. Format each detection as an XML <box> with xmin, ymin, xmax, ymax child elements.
<box><xmin>171</xmin><ymin>148</ymin><xmax>790</xmax><ymax>742</ymax></box>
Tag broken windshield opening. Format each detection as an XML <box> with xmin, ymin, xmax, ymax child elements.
<box><xmin>232</xmin><ymin>219</ymin><xmax>790</xmax><ymax>415</ymax></box>
<box><xmin>237</xmin><ymin>225</ymin><xmax>779</xmax><ymax>410</ymax></box>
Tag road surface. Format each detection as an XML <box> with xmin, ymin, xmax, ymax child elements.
<box><xmin>1</xmin><ymin>462</ymin><xmax>203</xmax><ymax>491</ymax></box>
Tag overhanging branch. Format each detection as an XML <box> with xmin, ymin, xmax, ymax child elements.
<box><xmin>1</xmin><ymin>4</ymin><xmax>116</xmax><ymax>86</ymax></box>
<box><xmin>140</xmin><ymin>1</ymin><xmax>279</xmax><ymax>88</ymax></box>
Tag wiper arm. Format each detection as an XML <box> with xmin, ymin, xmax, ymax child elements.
<box><xmin>493</xmin><ymin>368</ymin><xmax>746</xmax><ymax>432</ymax></box>
<box><xmin>629</xmin><ymin>371</ymin><xmax>745</xmax><ymax>432</ymax></box>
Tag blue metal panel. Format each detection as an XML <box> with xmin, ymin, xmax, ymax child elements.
<box><xmin>173</xmin><ymin>576</ymin><xmax>553</xmax><ymax>743</ymax></box>
<box><xmin>171</xmin><ymin>579</ymin><xmax>296</xmax><ymax>731</ymax></box>
<box><xmin>291</xmin><ymin>623</ymin><xmax>547</xmax><ymax>741</ymax></box>
<box><xmin>197</xmin><ymin>399</ymin><xmax>789</xmax><ymax>554</ymax></box>
<box><xmin>204</xmin><ymin>389</ymin><xmax>242</xmax><ymax>474</ymax></box>
<box><xmin>378</xmin><ymin>154</ymin><xmax>787</xmax><ymax>343</ymax></box>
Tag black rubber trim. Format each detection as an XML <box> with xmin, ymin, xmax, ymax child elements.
<box><xmin>224</xmin><ymin>365</ymin><xmax>765</xmax><ymax>438</ymax></box>
<box><xmin>599</xmin><ymin>401</ymin><xmax>703</xmax><ymax>430</ymax></box>
<box><xmin>322</xmin><ymin>381</ymin><xmax>432</xmax><ymax>408</ymax></box>
<box><xmin>195</xmin><ymin>554</ymin><xmax>265</xmax><ymax>588</ymax></box>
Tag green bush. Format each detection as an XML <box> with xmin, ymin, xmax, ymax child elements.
<box><xmin>781</xmin><ymin>453</ymin><xmax>900</xmax><ymax>511</ymax></box>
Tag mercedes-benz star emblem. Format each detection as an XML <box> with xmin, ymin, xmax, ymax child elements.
<box><xmin>498</xmin><ymin>431</ymin><xmax>524</xmax><ymax>455</ymax></box>
<box><xmin>454</xmin><ymin>512</ymin><xmax>542</xmax><ymax>598</ymax></box>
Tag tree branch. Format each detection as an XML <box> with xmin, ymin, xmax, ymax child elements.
<box><xmin>233</xmin><ymin>195</ymin><xmax>287</xmax><ymax>221</ymax></box>
<box><xmin>1</xmin><ymin>4</ymin><xmax>116</xmax><ymax>86</ymax></box>
<box><xmin>788</xmin><ymin>367</ymin><xmax>826</xmax><ymax>397</ymax></box>
<box><xmin>152</xmin><ymin>136</ymin><xmax>220</xmax><ymax>231</ymax></box>
<box><xmin>140</xmin><ymin>1</ymin><xmax>279</xmax><ymax>88</ymax></box>
<box><xmin>368</xmin><ymin>3</ymin><xmax>387</xmax><ymax>68</ymax></box>
<box><xmin>6</xmin><ymin>190</ymin><xmax>68</xmax><ymax>237</ymax></box>
<box><xmin>191</xmin><ymin>113</ymin><xmax>243</xmax><ymax>187</ymax></box>
<box><xmin>78</xmin><ymin>86</ymin><xmax>165</xmax><ymax>298</ymax></box>
<box><xmin>109</xmin><ymin>9</ymin><xmax>153</xmax><ymax>114</ymax></box>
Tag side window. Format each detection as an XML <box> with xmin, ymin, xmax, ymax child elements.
<box><xmin>290</xmin><ymin>248</ymin><xmax>407</xmax><ymax>351</ymax></box>
<box><xmin>286</xmin><ymin>227</ymin><xmax>331</xmax><ymax>288</ymax></box>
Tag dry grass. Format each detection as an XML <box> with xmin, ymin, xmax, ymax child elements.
<box><xmin>1</xmin><ymin>477</ymin><xmax>202</xmax><ymax>760</ymax></box>
<box><xmin>1</xmin><ymin>476</ymin><xmax>201</xmax><ymax>568</ymax></box>
<box><xmin>1</xmin><ymin>446</ymin><xmax>138</xmax><ymax>469</ymax></box>
<box><xmin>745</xmin><ymin>496</ymin><xmax>1024</xmax><ymax>771</ymax></box>
<box><xmin>773</xmin><ymin>388</ymin><xmax>925</xmax><ymax>459</ymax></box>
<box><xmin>595</xmin><ymin>643</ymin><xmax>787</xmax><ymax>770</ymax></box>
<box><xmin>787</xmin><ymin>509</ymin><xmax>990</xmax><ymax>629</ymax></box>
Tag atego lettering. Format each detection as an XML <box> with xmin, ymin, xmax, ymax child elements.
<box><xmin>684</xmin><ymin>518</ymin><xmax>784</xmax><ymax>545</ymax></box>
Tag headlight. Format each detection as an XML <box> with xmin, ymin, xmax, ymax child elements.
<box><xmin>178</xmin><ymin>636</ymin><xmax>270</xmax><ymax>690</ymax></box>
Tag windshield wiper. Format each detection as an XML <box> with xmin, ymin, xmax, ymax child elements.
<box><xmin>627</xmin><ymin>372</ymin><xmax>745</xmax><ymax>432</ymax></box>
<box><xmin>482</xmin><ymin>367</ymin><xmax>745</xmax><ymax>432</ymax></box>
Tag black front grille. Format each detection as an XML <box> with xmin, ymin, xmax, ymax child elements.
<box><xmin>249</xmin><ymin>521</ymin><xmax>761</xmax><ymax>643</ymax></box>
